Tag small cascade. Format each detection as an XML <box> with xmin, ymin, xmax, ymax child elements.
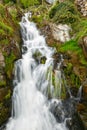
<box><xmin>77</xmin><ymin>85</ymin><xmax>83</xmax><ymax>102</ymax></box>
<box><xmin>4</xmin><ymin>12</ymin><xmax>85</xmax><ymax>130</ymax></box>
<box><xmin>5</xmin><ymin>13</ymin><xmax>68</xmax><ymax>130</ymax></box>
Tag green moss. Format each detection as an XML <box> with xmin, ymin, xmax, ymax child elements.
<box><xmin>59</xmin><ymin>40</ymin><xmax>81</xmax><ymax>52</ymax></box>
<box><xmin>5</xmin><ymin>53</ymin><xmax>16</xmax><ymax>78</ymax></box>
<box><xmin>0</xmin><ymin>21</ymin><xmax>13</xmax><ymax>35</ymax></box>
<box><xmin>0</xmin><ymin>4</ymin><xmax>5</xmax><ymax>17</ymax></box>
<box><xmin>59</xmin><ymin>40</ymin><xmax>87</xmax><ymax>66</ymax></box>
<box><xmin>19</xmin><ymin>0</ymin><xmax>40</xmax><ymax>8</ymax></box>
<box><xmin>0</xmin><ymin>107</ymin><xmax>9</xmax><ymax>125</ymax></box>
<box><xmin>0</xmin><ymin>39</ymin><xmax>9</xmax><ymax>45</ymax></box>
<box><xmin>64</xmin><ymin>63</ymin><xmax>81</xmax><ymax>88</ymax></box>
<box><xmin>9</xmin><ymin>8</ymin><xmax>17</xmax><ymax>20</ymax></box>
<box><xmin>32</xmin><ymin>15</ymin><xmax>43</xmax><ymax>25</ymax></box>
<box><xmin>75</xmin><ymin>20</ymin><xmax>87</xmax><ymax>41</ymax></box>
<box><xmin>4</xmin><ymin>90</ymin><xmax>11</xmax><ymax>100</ymax></box>
<box><xmin>0</xmin><ymin>81</ymin><xmax>6</xmax><ymax>87</ymax></box>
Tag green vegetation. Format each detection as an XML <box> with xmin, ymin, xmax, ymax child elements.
<box><xmin>4</xmin><ymin>53</ymin><xmax>16</xmax><ymax>78</ymax></box>
<box><xmin>49</xmin><ymin>0</ymin><xmax>87</xmax><ymax>41</ymax></box>
<box><xmin>0</xmin><ymin>81</ymin><xmax>6</xmax><ymax>87</ymax></box>
<box><xmin>19</xmin><ymin>0</ymin><xmax>40</xmax><ymax>8</ymax></box>
<box><xmin>64</xmin><ymin>62</ymin><xmax>81</xmax><ymax>88</ymax></box>
<box><xmin>0</xmin><ymin>22</ymin><xmax>13</xmax><ymax>34</ymax></box>
<box><xmin>49</xmin><ymin>1</ymin><xmax>80</xmax><ymax>24</ymax></box>
<box><xmin>59</xmin><ymin>40</ymin><xmax>87</xmax><ymax>66</ymax></box>
<box><xmin>4</xmin><ymin>90</ymin><xmax>11</xmax><ymax>100</ymax></box>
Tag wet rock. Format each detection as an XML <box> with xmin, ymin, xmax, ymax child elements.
<box><xmin>50</xmin><ymin>23</ymin><xmax>71</xmax><ymax>43</ymax></box>
<box><xmin>49</xmin><ymin>98</ymin><xmax>85</xmax><ymax>130</ymax></box>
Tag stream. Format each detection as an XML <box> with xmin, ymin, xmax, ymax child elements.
<box><xmin>4</xmin><ymin>13</ymin><xmax>85</xmax><ymax>130</ymax></box>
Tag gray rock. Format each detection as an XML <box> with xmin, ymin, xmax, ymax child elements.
<box><xmin>46</xmin><ymin>0</ymin><xmax>56</xmax><ymax>4</ymax></box>
<box><xmin>50</xmin><ymin>23</ymin><xmax>71</xmax><ymax>43</ymax></box>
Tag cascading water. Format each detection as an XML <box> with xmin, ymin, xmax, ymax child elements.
<box><xmin>5</xmin><ymin>13</ymin><xmax>69</xmax><ymax>130</ymax></box>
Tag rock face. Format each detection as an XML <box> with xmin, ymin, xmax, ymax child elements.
<box><xmin>50</xmin><ymin>99</ymin><xmax>85</xmax><ymax>130</ymax></box>
<box><xmin>75</xmin><ymin>0</ymin><xmax>87</xmax><ymax>16</ymax></box>
<box><xmin>50</xmin><ymin>23</ymin><xmax>71</xmax><ymax>43</ymax></box>
<box><xmin>81</xmin><ymin>36</ymin><xmax>87</xmax><ymax>59</ymax></box>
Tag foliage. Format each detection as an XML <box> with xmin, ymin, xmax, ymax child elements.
<box><xmin>64</xmin><ymin>63</ymin><xmax>81</xmax><ymax>88</ymax></box>
<box><xmin>59</xmin><ymin>40</ymin><xmax>87</xmax><ymax>66</ymax></box>
<box><xmin>3</xmin><ymin>0</ymin><xmax>16</xmax><ymax>3</ymax></box>
<box><xmin>0</xmin><ymin>81</ymin><xmax>6</xmax><ymax>87</ymax></box>
<box><xmin>5</xmin><ymin>53</ymin><xmax>16</xmax><ymax>78</ymax></box>
<box><xmin>49</xmin><ymin>1</ymin><xmax>80</xmax><ymax>24</ymax></box>
<box><xmin>19</xmin><ymin>0</ymin><xmax>40</xmax><ymax>8</ymax></box>
<box><xmin>0</xmin><ymin>22</ymin><xmax>13</xmax><ymax>34</ymax></box>
<box><xmin>0</xmin><ymin>4</ymin><xmax>5</xmax><ymax>17</ymax></box>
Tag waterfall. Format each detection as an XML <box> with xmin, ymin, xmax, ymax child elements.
<box><xmin>6</xmin><ymin>13</ymin><xmax>68</xmax><ymax>130</ymax></box>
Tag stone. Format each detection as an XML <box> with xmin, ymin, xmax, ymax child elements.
<box><xmin>75</xmin><ymin>0</ymin><xmax>87</xmax><ymax>16</ymax></box>
<box><xmin>83</xmin><ymin>83</ymin><xmax>87</xmax><ymax>101</ymax></box>
<box><xmin>81</xmin><ymin>36</ymin><xmax>87</xmax><ymax>59</ymax></box>
<box><xmin>46</xmin><ymin>0</ymin><xmax>56</xmax><ymax>4</ymax></box>
<box><xmin>50</xmin><ymin>23</ymin><xmax>71</xmax><ymax>43</ymax></box>
<box><xmin>0</xmin><ymin>51</ymin><xmax>5</xmax><ymax>67</ymax></box>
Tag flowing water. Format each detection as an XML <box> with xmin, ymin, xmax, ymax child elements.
<box><xmin>5</xmin><ymin>13</ymin><xmax>69</xmax><ymax>130</ymax></box>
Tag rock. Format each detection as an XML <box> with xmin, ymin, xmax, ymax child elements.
<box><xmin>81</xmin><ymin>36</ymin><xmax>87</xmax><ymax>59</ymax></box>
<box><xmin>75</xmin><ymin>0</ymin><xmax>87</xmax><ymax>16</ymax></box>
<box><xmin>46</xmin><ymin>0</ymin><xmax>56</xmax><ymax>4</ymax></box>
<box><xmin>0</xmin><ymin>51</ymin><xmax>5</xmax><ymax>67</ymax></box>
<box><xmin>50</xmin><ymin>23</ymin><xmax>71</xmax><ymax>43</ymax></box>
<box><xmin>46</xmin><ymin>0</ymin><xmax>64</xmax><ymax>4</ymax></box>
<box><xmin>83</xmin><ymin>83</ymin><xmax>87</xmax><ymax>101</ymax></box>
<box><xmin>49</xmin><ymin>98</ymin><xmax>85</xmax><ymax>130</ymax></box>
<box><xmin>77</xmin><ymin>103</ymin><xmax>86</xmax><ymax>112</ymax></box>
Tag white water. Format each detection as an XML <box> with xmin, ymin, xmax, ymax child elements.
<box><xmin>6</xmin><ymin>13</ymin><xmax>68</xmax><ymax>130</ymax></box>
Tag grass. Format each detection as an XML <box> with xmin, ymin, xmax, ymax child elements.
<box><xmin>59</xmin><ymin>40</ymin><xmax>87</xmax><ymax>66</ymax></box>
<box><xmin>0</xmin><ymin>22</ymin><xmax>13</xmax><ymax>34</ymax></box>
<box><xmin>5</xmin><ymin>53</ymin><xmax>16</xmax><ymax>78</ymax></box>
<box><xmin>19</xmin><ymin>0</ymin><xmax>40</xmax><ymax>8</ymax></box>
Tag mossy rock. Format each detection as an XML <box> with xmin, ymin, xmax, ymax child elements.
<box><xmin>63</xmin><ymin>62</ymin><xmax>81</xmax><ymax>88</ymax></box>
<box><xmin>0</xmin><ymin>88</ymin><xmax>11</xmax><ymax>126</ymax></box>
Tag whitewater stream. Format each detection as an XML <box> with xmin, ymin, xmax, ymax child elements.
<box><xmin>5</xmin><ymin>13</ymin><xmax>72</xmax><ymax>130</ymax></box>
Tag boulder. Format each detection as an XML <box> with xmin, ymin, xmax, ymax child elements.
<box><xmin>46</xmin><ymin>0</ymin><xmax>56</xmax><ymax>4</ymax></box>
<box><xmin>50</xmin><ymin>23</ymin><xmax>71</xmax><ymax>43</ymax></box>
